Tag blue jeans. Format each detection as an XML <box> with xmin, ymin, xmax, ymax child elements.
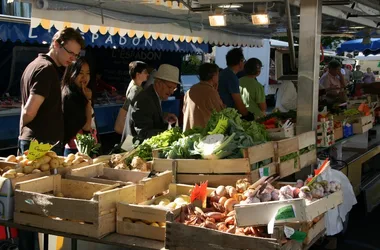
<box><xmin>64</xmin><ymin>148</ymin><xmax>78</xmax><ymax>157</ymax></box>
<box><xmin>18</xmin><ymin>140</ymin><xmax>64</xmax><ymax>156</ymax></box>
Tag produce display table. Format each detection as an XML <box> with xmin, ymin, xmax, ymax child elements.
<box><xmin>0</xmin><ymin>220</ymin><xmax>164</xmax><ymax>250</ymax></box>
<box><xmin>0</xmin><ymin>220</ymin><xmax>324</xmax><ymax>250</ymax></box>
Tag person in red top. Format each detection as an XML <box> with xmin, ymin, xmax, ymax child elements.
<box><xmin>95</xmin><ymin>72</ymin><xmax>117</xmax><ymax>94</ymax></box>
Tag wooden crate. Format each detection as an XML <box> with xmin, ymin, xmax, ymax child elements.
<box><xmin>66</xmin><ymin>163</ymin><xmax>172</xmax><ymax>200</ymax></box>
<box><xmin>165</xmin><ymin>220</ymin><xmax>302</xmax><ymax>250</ymax></box>
<box><xmin>117</xmin><ymin>183</ymin><xmax>215</xmax><ymax>241</ymax></box>
<box><xmin>234</xmin><ymin>190</ymin><xmax>343</xmax><ymax>227</ymax></box>
<box><xmin>152</xmin><ymin>142</ymin><xmax>276</xmax><ymax>187</ymax></box>
<box><xmin>272</xmin><ymin>215</ymin><xmax>325</xmax><ymax>246</ymax></box>
<box><xmin>353</xmin><ymin>115</ymin><xmax>373</xmax><ymax>134</ymax></box>
<box><xmin>14</xmin><ymin>175</ymin><xmax>139</xmax><ymax>238</ymax></box>
<box><xmin>0</xmin><ymin>160</ymin><xmax>50</xmax><ymax>190</ymax></box>
<box><xmin>267</xmin><ymin>126</ymin><xmax>295</xmax><ymax>140</ymax></box>
<box><xmin>274</xmin><ymin>137</ymin><xmax>299</xmax><ymax>178</ymax></box>
<box><xmin>298</xmin><ymin>131</ymin><xmax>317</xmax><ymax>169</ymax></box>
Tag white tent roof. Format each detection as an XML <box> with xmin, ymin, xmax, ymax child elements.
<box><xmin>31</xmin><ymin>3</ymin><xmax>264</xmax><ymax>47</ymax></box>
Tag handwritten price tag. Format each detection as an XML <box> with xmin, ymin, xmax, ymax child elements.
<box><xmin>27</xmin><ymin>140</ymin><xmax>53</xmax><ymax>160</ymax></box>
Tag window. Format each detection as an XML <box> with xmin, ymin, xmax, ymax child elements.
<box><xmin>1</xmin><ymin>0</ymin><xmax>31</xmax><ymax>18</ymax></box>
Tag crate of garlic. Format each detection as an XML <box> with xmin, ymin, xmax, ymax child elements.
<box><xmin>14</xmin><ymin>174</ymin><xmax>138</xmax><ymax>238</ymax></box>
<box><xmin>0</xmin><ymin>152</ymin><xmax>93</xmax><ymax>189</ymax></box>
<box><xmin>116</xmin><ymin>183</ymin><xmax>215</xmax><ymax>241</ymax></box>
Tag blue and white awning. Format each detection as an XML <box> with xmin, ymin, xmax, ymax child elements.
<box><xmin>0</xmin><ymin>21</ymin><xmax>210</xmax><ymax>53</ymax></box>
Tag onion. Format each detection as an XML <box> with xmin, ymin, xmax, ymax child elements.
<box><xmin>216</xmin><ymin>186</ymin><xmax>227</xmax><ymax>197</ymax></box>
<box><xmin>218</xmin><ymin>197</ymin><xmax>228</xmax><ymax>206</ymax></box>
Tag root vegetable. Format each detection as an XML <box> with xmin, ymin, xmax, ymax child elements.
<box><xmin>32</xmin><ymin>161</ymin><xmax>41</xmax><ymax>169</ymax></box>
<box><xmin>16</xmin><ymin>156</ymin><xmax>23</xmax><ymax>162</ymax></box>
<box><xmin>46</xmin><ymin>151</ymin><xmax>58</xmax><ymax>158</ymax></box>
<box><xmin>205</xmin><ymin>212</ymin><xmax>225</xmax><ymax>221</ymax></box>
<box><xmin>2</xmin><ymin>167</ymin><xmax>12</xmax><ymax>173</ymax></box>
<box><xmin>227</xmin><ymin>210</ymin><xmax>236</xmax><ymax>217</ymax></box>
<box><xmin>72</xmin><ymin>156</ymin><xmax>84</xmax><ymax>165</ymax></box>
<box><xmin>224</xmin><ymin>198</ymin><xmax>238</xmax><ymax>212</ymax></box>
<box><xmin>5</xmin><ymin>155</ymin><xmax>17</xmax><ymax>163</ymax></box>
<box><xmin>215</xmin><ymin>186</ymin><xmax>226</xmax><ymax>197</ymax></box>
<box><xmin>15</xmin><ymin>166</ymin><xmax>23</xmax><ymax>173</ymax></box>
<box><xmin>204</xmin><ymin>220</ymin><xmax>217</xmax><ymax>230</ymax></box>
<box><xmin>228</xmin><ymin>187</ymin><xmax>237</xmax><ymax>199</ymax></box>
<box><xmin>225</xmin><ymin>216</ymin><xmax>235</xmax><ymax>225</ymax></box>
<box><xmin>218</xmin><ymin>197</ymin><xmax>227</xmax><ymax>207</ymax></box>
<box><xmin>158</xmin><ymin>222</ymin><xmax>166</xmax><ymax>228</ymax></box>
<box><xmin>217</xmin><ymin>223</ymin><xmax>228</xmax><ymax>232</ymax></box>
<box><xmin>72</xmin><ymin>162</ymin><xmax>89</xmax><ymax>169</ymax></box>
<box><xmin>67</xmin><ymin>154</ymin><xmax>75</xmax><ymax>161</ymax></box>
<box><xmin>57</xmin><ymin>157</ymin><xmax>65</xmax><ymax>165</ymax></box>
<box><xmin>150</xmin><ymin>222</ymin><xmax>160</xmax><ymax>227</ymax></box>
<box><xmin>226</xmin><ymin>225</ymin><xmax>236</xmax><ymax>234</ymax></box>
<box><xmin>2</xmin><ymin>173</ymin><xmax>15</xmax><ymax>179</ymax></box>
<box><xmin>32</xmin><ymin>169</ymin><xmax>41</xmax><ymax>174</ymax></box>
<box><xmin>260</xmin><ymin>193</ymin><xmax>272</xmax><ymax>202</ymax></box>
<box><xmin>49</xmin><ymin>159</ymin><xmax>59</xmax><ymax>169</ymax></box>
<box><xmin>40</xmin><ymin>164</ymin><xmax>50</xmax><ymax>172</ymax></box>
<box><xmin>210</xmin><ymin>195</ymin><xmax>221</xmax><ymax>203</ymax></box>
<box><xmin>24</xmin><ymin>165</ymin><xmax>33</xmax><ymax>174</ymax></box>
<box><xmin>16</xmin><ymin>173</ymin><xmax>25</xmax><ymax>177</ymax></box>
<box><xmin>40</xmin><ymin>156</ymin><xmax>52</xmax><ymax>165</ymax></box>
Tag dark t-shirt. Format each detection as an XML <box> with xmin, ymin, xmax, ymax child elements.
<box><xmin>218</xmin><ymin>68</ymin><xmax>240</xmax><ymax>108</ymax></box>
<box><xmin>19</xmin><ymin>54</ymin><xmax>64</xmax><ymax>143</ymax></box>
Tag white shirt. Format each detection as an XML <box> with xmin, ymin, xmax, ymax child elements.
<box><xmin>275</xmin><ymin>80</ymin><xmax>297</xmax><ymax>113</ymax></box>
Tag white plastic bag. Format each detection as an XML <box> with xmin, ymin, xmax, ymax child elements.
<box><xmin>319</xmin><ymin>166</ymin><xmax>357</xmax><ymax>235</ymax></box>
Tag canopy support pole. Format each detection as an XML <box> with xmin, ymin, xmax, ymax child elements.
<box><xmin>296</xmin><ymin>0</ymin><xmax>322</xmax><ymax>134</ymax></box>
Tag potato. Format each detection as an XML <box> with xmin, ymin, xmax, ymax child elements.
<box><xmin>32</xmin><ymin>169</ymin><xmax>41</xmax><ymax>174</ymax></box>
<box><xmin>72</xmin><ymin>156</ymin><xmax>84</xmax><ymax>165</ymax></box>
<box><xmin>63</xmin><ymin>161</ymin><xmax>73</xmax><ymax>167</ymax></box>
<box><xmin>2</xmin><ymin>166</ymin><xmax>12</xmax><ymax>173</ymax></box>
<box><xmin>49</xmin><ymin>158</ymin><xmax>59</xmax><ymax>169</ymax></box>
<box><xmin>57</xmin><ymin>157</ymin><xmax>65</xmax><ymax>165</ymax></box>
<box><xmin>24</xmin><ymin>165</ymin><xmax>33</xmax><ymax>174</ymax></box>
<box><xmin>32</xmin><ymin>161</ymin><xmax>41</xmax><ymax>169</ymax></box>
<box><xmin>5</xmin><ymin>155</ymin><xmax>17</xmax><ymax>163</ymax></box>
<box><xmin>67</xmin><ymin>154</ymin><xmax>75</xmax><ymax>161</ymax></box>
<box><xmin>72</xmin><ymin>162</ymin><xmax>89</xmax><ymax>169</ymax></box>
<box><xmin>6</xmin><ymin>169</ymin><xmax>16</xmax><ymax>174</ymax></box>
<box><xmin>2</xmin><ymin>173</ymin><xmax>15</xmax><ymax>179</ymax></box>
<box><xmin>55</xmin><ymin>192</ymin><xmax>64</xmax><ymax>197</ymax></box>
<box><xmin>41</xmin><ymin>156</ymin><xmax>52</xmax><ymax>165</ymax></box>
<box><xmin>40</xmin><ymin>164</ymin><xmax>50</xmax><ymax>172</ymax></box>
<box><xmin>16</xmin><ymin>173</ymin><xmax>25</xmax><ymax>177</ymax></box>
<box><xmin>15</xmin><ymin>166</ymin><xmax>24</xmax><ymax>173</ymax></box>
<box><xmin>46</xmin><ymin>151</ymin><xmax>57</xmax><ymax>158</ymax></box>
<box><xmin>19</xmin><ymin>159</ymin><xmax>29</xmax><ymax>167</ymax></box>
<box><xmin>16</xmin><ymin>156</ymin><xmax>24</xmax><ymax>162</ymax></box>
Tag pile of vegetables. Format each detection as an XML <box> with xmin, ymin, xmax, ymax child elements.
<box><xmin>76</xmin><ymin>134</ymin><xmax>101</xmax><ymax>156</ymax></box>
<box><xmin>175</xmin><ymin>177</ymin><xmax>331</xmax><ymax>241</ymax></box>
<box><xmin>125</xmin><ymin>108</ymin><xmax>269</xmax><ymax>163</ymax></box>
<box><xmin>1</xmin><ymin>152</ymin><xmax>92</xmax><ymax>178</ymax></box>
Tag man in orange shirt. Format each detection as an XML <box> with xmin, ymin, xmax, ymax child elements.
<box><xmin>183</xmin><ymin>63</ymin><xmax>225</xmax><ymax>131</ymax></box>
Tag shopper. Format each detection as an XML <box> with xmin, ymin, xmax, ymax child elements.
<box><xmin>129</xmin><ymin>64</ymin><xmax>179</xmax><ymax>143</ymax></box>
<box><xmin>275</xmin><ymin>80</ymin><xmax>297</xmax><ymax>113</ymax></box>
<box><xmin>319</xmin><ymin>60</ymin><xmax>347</xmax><ymax>103</ymax></box>
<box><xmin>114</xmin><ymin>61</ymin><xmax>149</xmax><ymax>136</ymax></box>
<box><xmin>239</xmin><ymin>58</ymin><xmax>266</xmax><ymax>118</ymax></box>
<box><xmin>362</xmin><ymin>67</ymin><xmax>376</xmax><ymax>84</ymax></box>
<box><xmin>62</xmin><ymin>57</ymin><xmax>97</xmax><ymax>156</ymax></box>
<box><xmin>19</xmin><ymin>27</ymin><xmax>85</xmax><ymax>156</ymax></box>
<box><xmin>218</xmin><ymin>48</ymin><xmax>254</xmax><ymax>121</ymax></box>
<box><xmin>352</xmin><ymin>65</ymin><xmax>363</xmax><ymax>84</ymax></box>
<box><xmin>183</xmin><ymin>63</ymin><xmax>225</xmax><ymax>131</ymax></box>
<box><xmin>17</xmin><ymin>27</ymin><xmax>84</xmax><ymax>250</ymax></box>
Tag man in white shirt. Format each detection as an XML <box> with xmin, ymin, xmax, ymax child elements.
<box><xmin>275</xmin><ymin>80</ymin><xmax>297</xmax><ymax>112</ymax></box>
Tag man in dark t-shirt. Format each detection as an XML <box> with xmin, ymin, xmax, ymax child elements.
<box><xmin>18</xmin><ymin>27</ymin><xmax>85</xmax><ymax>156</ymax></box>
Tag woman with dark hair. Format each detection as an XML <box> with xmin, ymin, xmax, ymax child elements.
<box><xmin>62</xmin><ymin>57</ymin><xmax>97</xmax><ymax>156</ymax></box>
<box><xmin>239</xmin><ymin>58</ymin><xmax>267</xmax><ymax>118</ymax></box>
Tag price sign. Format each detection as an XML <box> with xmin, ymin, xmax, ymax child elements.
<box><xmin>259</xmin><ymin>167</ymin><xmax>270</xmax><ymax>177</ymax></box>
<box><xmin>27</xmin><ymin>140</ymin><xmax>53</xmax><ymax>160</ymax></box>
<box><xmin>284</xmin><ymin>226</ymin><xmax>307</xmax><ymax>243</ymax></box>
<box><xmin>275</xmin><ymin>205</ymin><xmax>296</xmax><ymax>221</ymax></box>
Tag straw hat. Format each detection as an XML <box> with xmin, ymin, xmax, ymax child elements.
<box><xmin>154</xmin><ymin>64</ymin><xmax>181</xmax><ymax>85</ymax></box>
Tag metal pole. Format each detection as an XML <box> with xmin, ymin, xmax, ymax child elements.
<box><xmin>296</xmin><ymin>0</ymin><xmax>322</xmax><ymax>134</ymax></box>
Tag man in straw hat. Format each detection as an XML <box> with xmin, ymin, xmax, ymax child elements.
<box><xmin>129</xmin><ymin>64</ymin><xmax>179</xmax><ymax>143</ymax></box>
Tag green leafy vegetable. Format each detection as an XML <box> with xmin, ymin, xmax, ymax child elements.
<box><xmin>242</xmin><ymin>121</ymin><xmax>269</xmax><ymax>143</ymax></box>
<box><xmin>205</xmin><ymin>108</ymin><xmax>242</xmax><ymax>134</ymax></box>
<box><xmin>75</xmin><ymin>134</ymin><xmax>101</xmax><ymax>156</ymax></box>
